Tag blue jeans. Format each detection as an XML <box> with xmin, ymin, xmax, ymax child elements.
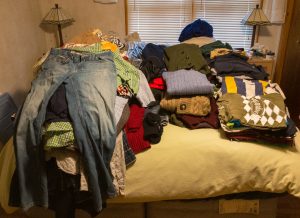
<box><xmin>12</xmin><ymin>48</ymin><xmax>117</xmax><ymax>212</ymax></box>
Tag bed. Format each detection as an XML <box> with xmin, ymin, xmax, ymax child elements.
<box><xmin>1</xmin><ymin>123</ymin><xmax>300</xmax><ymax>218</ymax></box>
<box><xmin>109</xmin><ymin>124</ymin><xmax>300</xmax><ymax>204</ymax></box>
<box><xmin>1</xmin><ymin>31</ymin><xmax>300</xmax><ymax>218</ymax></box>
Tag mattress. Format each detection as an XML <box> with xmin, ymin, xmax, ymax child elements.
<box><xmin>1</xmin><ymin>124</ymin><xmax>300</xmax><ymax>215</ymax></box>
<box><xmin>109</xmin><ymin>124</ymin><xmax>300</xmax><ymax>203</ymax></box>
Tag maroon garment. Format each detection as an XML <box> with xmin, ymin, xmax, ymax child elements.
<box><xmin>124</xmin><ymin>104</ymin><xmax>150</xmax><ymax>154</ymax></box>
<box><xmin>177</xmin><ymin>97</ymin><xmax>220</xmax><ymax>129</ymax></box>
<box><xmin>222</xmin><ymin>117</ymin><xmax>297</xmax><ymax>145</ymax></box>
<box><xmin>224</xmin><ymin>129</ymin><xmax>294</xmax><ymax>145</ymax></box>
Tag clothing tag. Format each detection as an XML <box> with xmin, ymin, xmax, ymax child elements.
<box><xmin>219</xmin><ymin>199</ymin><xmax>259</xmax><ymax>215</ymax></box>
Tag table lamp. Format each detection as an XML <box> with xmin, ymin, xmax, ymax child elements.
<box><xmin>241</xmin><ymin>4</ymin><xmax>270</xmax><ymax>47</ymax></box>
<box><xmin>41</xmin><ymin>4</ymin><xmax>74</xmax><ymax>47</ymax></box>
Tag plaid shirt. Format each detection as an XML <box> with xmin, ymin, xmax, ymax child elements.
<box><xmin>122</xmin><ymin>131</ymin><xmax>136</xmax><ymax>167</ymax></box>
<box><xmin>42</xmin><ymin>122</ymin><xmax>75</xmax><ymax>150</ymax></box>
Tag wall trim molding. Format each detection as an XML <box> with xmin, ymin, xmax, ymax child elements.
<box><xmin>273</xmin><ymin>0</ymin><xmax>295</xmax><ymax>84</ymax></box>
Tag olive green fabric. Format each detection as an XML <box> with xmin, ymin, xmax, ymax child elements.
<box><xmin>169</xmin><ymin>114</ymin><xmax>185</xmax><ymax>128</ymax></box>
<box><xmin>218</xmin><ymin>93</ymin><xmax>287</xmax><ymax>130</ymax></box>
<box><xmin>200</xmin><ymin>40</ymin><xmax>232</xmax><ymax>58</ymax></box>
<box><xmin>164</xmin><ymin>43</ymin><xmax>209</xmax><ymax>73</ymax></box>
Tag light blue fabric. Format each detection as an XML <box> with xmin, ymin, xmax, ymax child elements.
<box><xmin>162</xmin><ymin>69</ymin><xmax>213</xmax><ymax>96</ymax></box>
<box><xmin>127</xmin><ymin>41</ymin><xmax>147</xmax><ymax>59</ymax></box>
<box><xmin>12</xmin><ymin>48</ymin><xmax>117</xmax><ymax>212</ymax></box>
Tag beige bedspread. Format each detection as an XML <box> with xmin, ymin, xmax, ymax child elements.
<box><xmin>1</xmin><ymin>125</ymin><xmax>300</xmax><ymax>214</ymax></box>
<box><xmin>109</xmin><ymin>124</ymin><xmax>300</xmax><ymax>203</ymax></box>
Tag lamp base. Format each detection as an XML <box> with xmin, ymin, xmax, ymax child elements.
<box><xmin>251</xmin><ymin>25</ymin><xmax>257</xmax><ymax>48</ymax></box>
<box><xmin>58</xmin><ymin>24</ymin><xmax>64</xmax><ymax>47</ymax></box>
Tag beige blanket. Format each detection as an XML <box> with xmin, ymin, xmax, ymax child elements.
<box><xmin>110</xmin><ymin>124</ymin><xmax>300</xmax><ymax>203</ymax></box>
<box><xmin>1</xmin><ymin>125</ymin><xmax>300</xmax><ymax>213</ymax></box>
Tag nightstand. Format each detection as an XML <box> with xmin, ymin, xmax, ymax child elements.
<box><xmin>248</xmin><ymin>57</ymin><xmax>274</xmax><ymax>80</ymax></box>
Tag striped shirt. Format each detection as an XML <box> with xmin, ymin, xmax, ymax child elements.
<box><xmin>221</xmin><ymin>76</ymin><xmax>269</xmax><ymax>98</ymax></box>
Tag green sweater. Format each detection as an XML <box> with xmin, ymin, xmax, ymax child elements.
<box><xmin>164</xmin><ymin>43</ymin><xmax>209</xmax><ymax>73</ymax></box>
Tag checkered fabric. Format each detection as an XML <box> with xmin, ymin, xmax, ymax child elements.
<box><xmin>43</xmin><ymin>122</ymin><xmax>75</xmax><ymax>150</ymax></box>
<box><xmin>242</xmin><ymin>95</ymin><xmax>287</xmax><ymax>128</ymax></box>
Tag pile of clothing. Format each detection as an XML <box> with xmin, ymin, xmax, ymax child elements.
<box><xmin>216</xmin><ymin>76</ymin><xmax>297</xmax><ymax>144</ymax></box>
<box><xmin>208</xmin><ymin>49</ymin><xmax>297</xmax><ymax>145</ymax></box>
<box><xmin>160</xmin><ymin>43</ymin><xmax>219</xmax><ymax>129</ymax></box>
<box><xmin>127</xmin><ymin>41</ymin><xmax>221</xmax><ymax>129</ymax></box>
<box><xmin>11</xmin><ymin>29</ymin><xmax>164</xmax><ymax>217</ymax></box>
<box><xmin>175</xmin><ymin>18</ymin><xmax>297</xmax><ymax>144</ymax></box>
<box><xmin>126</xmin><ymin>22</ymin><xmax>223</xmax><ymax>130</ymax></box>
<box><xmin>125</xmin><ymin>18</ymin><xmax>297</xmax><ymax>145</ymax></box>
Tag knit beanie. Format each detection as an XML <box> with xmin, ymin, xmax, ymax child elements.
<box><xmin>160</xmin><ymin>96</ymin><xmax>211</xmax><ymax>116</ymax></box>
<box><xmin>178</xmin><ymin>19</ymin><xmax>213</xmax><ymax>42</ymax></box>
<box><xmin>143</xmin><ymin>112</ymin><xmax>163</xmax><ymax>144</ymax></box>
<box><xmin>124</xmin><ymin>104</ymin><xmax>150</xmax><ymax>154</ymax></box>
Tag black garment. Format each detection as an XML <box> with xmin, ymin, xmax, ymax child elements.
<box><xmin>140</xmin><ymin>43</ymin><xmax>167</xmax><ymax>82</ymax></box>
<box><xmin>145</xmin><ymin>101</ymin><xmax>161</xmax><ymax>115</ymax></box>
<box><xmin>285</xmin><ymin>117</ymin><xmax>298</xmax><ymax>137</ymax></box>
<box><xmin>45</xmin><ymin>83</ymin><xmax>71</xmax><ymax>123</ymax></box>
<box><xmin>0</xmin><ymin>93</ymin><xmax>18</xmax><ymax>144</ymax></box>
<box><xmin>210</xmin><ymin>53</ymin><xmax>269</xmax><ymax>80</ymax></box>
<box><xmin>47</xmin><ymin>158</ymin><xmax>102</xmax><ymax>218</ymax></box>
<box><xmin>146</xmin><ymin>101</ymin><xmax>169</xmax><ymax>127</ymax></box>
<box><xmin>150</xmin><ymin>88</ymin><xmax>164</xmax><ymax>102</ymax></box>
<box><xmin>142</xmin><ymin>43</ymin><xmax>166</xmax><ymax>61</ymax></box>
<box><xmin>143</xmin><ymin>112</ymin><xmax>163</xmax><ymax>144</ymax></box>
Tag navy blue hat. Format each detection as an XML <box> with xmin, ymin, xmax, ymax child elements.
<box><xmin>178</xmin><ymin>19</ymin><xmax>213</xmax><ymax>42</ymax></box>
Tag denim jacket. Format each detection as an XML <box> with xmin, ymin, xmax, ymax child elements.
<box><xmin>11</xmin><ymin>48</ymin><xmax>117</xmax><ymax>212</ymax></box>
